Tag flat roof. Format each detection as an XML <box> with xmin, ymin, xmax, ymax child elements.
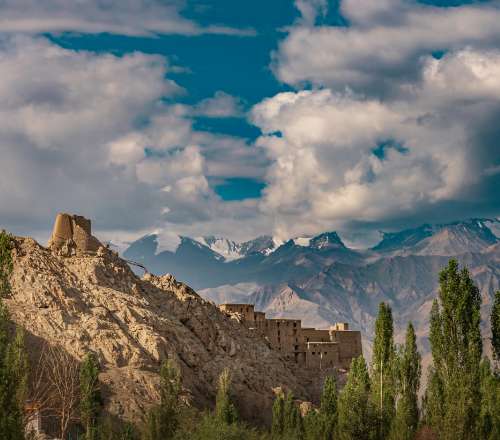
<box><xmin>220</xmin><ymin>303</ymin><xmax>255</xmax><ymax>307</ymax></box>
<box><xmin>267</xmin><ymin>318</ymin><xmax>301</xmax><ymax>322</ymax></box>
<box><xmin>307</xmin><ymin>341</ymin><xmax>338</xmax><ymax>346</ymax></box>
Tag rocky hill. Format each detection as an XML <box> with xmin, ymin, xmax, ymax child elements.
<box><xmin>4</xmin><ymin>235</ymin><xmax>315</xmax><ymax>424</ymax></box>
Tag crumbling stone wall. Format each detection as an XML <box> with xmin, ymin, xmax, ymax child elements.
<box><xmin>48</xmin><ymin>213</ymin><xmax>102</xmax><ymax>256</ymax></box>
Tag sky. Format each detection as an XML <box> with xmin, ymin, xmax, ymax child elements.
<box><xmin>0</xmin><ymin>0</ymin><xmax>499</xmax><ymax>248</ymax></box>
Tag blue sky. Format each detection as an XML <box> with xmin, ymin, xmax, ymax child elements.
<box><xmin>46</xmin><ymin>1</ymin><xmax>301</xmax><ymax>202</ymax></box>
<box><xmin>0</xmin><ymin>0</ymin><xmax>499</xmax><ymax>246</ymax></box>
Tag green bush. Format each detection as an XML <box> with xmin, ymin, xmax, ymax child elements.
<box><xmin>0</xmin><ymin>230</ymin><xmax>13</xmax><ymax>297</ymax></box>
<box><xmin>174</xmin><ymin>412</ymin><xmax>268</xmax><ymax>440</ymax></box>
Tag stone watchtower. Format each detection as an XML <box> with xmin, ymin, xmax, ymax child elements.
<box><xmin>48</xmin><ymin>213</ymin><xmax>102</xmax><ymax>256</ymax></box>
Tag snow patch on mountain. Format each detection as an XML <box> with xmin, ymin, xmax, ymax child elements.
<box><xmin>197</xmin><ymin>236</ymin><xmax>243</xmax><ymax>261</ymax></box>
<box><xmin>195</xmin><ymin>235</ymin><xmax>283</xmax><ymax>261</ymax></box>
<box><xmin>293</xmin><ymin>237</ymin><xmax>312</xmax><ymax>247</ymax></box>
<box><xmin>153</xmin><ymin>231</ymin><xmax>181</xmax><ymax>254</ymax></box>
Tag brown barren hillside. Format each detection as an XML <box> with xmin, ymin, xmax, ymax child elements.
<box><xmin>4</xmin><ymin>234</ymin><xmax>312</xmax><ymax>424</ymax></box>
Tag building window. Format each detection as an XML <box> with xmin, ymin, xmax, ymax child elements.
<box><xmin>293</xmin><ymin>322</ymin><xmax>297</xmax><ymax>327</ymax></box>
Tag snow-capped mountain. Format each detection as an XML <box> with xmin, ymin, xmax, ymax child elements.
<box><xmin>123</xmin><ymin>218</ymin><xmax>500</xmax><ymax>361</ymax></box>
<box><xmin>196</xmin><ymin>235</ymin><xmax>280</xmax><ymax>261</ymax></box>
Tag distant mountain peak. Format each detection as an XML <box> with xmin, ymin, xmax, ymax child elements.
<box><xmin>373</xmin><ymin>224</ymin><xmax>434</xmax><ymax>252</ymax></box>
<box><xmin>373</xmin><ymin>218</ymin><xmax>498</xmax><ymax>255</ymax></box>
<box><xmin>310</xmin><ymin>231</ymin><xmax>346</xmax><ymax>249</ymax></box>
<box><xmin>194</xmin><ymin>234</ymin><xmax>280</xmax><ymax>261</ymax></box>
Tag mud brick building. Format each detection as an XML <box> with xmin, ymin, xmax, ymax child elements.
<box><xmin>219</xmin><ymin>303</ymin><xmax>362</xmax><ymax>370</ymax></box>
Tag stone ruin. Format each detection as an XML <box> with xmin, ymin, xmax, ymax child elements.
<box><xmin>48</xmin><ymin>213</ymin><xmax>102</xmax><ymax>256</ymax></box>
<box><xmin>219</xmin><ymin>303</ymin><xmax>362</xmax><ymax>371</ymax></box>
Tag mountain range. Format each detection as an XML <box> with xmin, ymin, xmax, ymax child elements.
<box><xmin>123</xmin><ymin>218</ymin><xmax>500</xmax><ymax>363</ymax></box>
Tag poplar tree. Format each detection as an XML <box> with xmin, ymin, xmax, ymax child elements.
<box><xmin>303</xmin><ymin>410</ymin><xmax>321</xmax><ymax>440</ymax></box>
<box><xmin>0</xmin><ymin>301</ymin><xmax>24</xmax><ymax>440</ymax></box>
<box><xmin>389</xmin><ymin>322</ymin><xmax>421</xmax><ymax>440</ymax></box>
<box><xmin>478</xmin><ymin>358</ymin><xmax>500</xmax><ymax>440</ymax></box>
<box><xmin>0</xmin><ymin>232</ymin><xmax>23</xmax><ymax>438</ymax></box>
<box><xmin>371</xmin><ymin>302</ymin><xmax>396</xmax><ymax>439</ymax></box>
<box><xmin>283</xmin><ymin>392</ymin><xmax>303</xmax><ymax>440</ymax></box>
<box><xmin>492</xmin><ymin>290</ymin><xmax>500</xmax><ymax>365</ymax></box>
<box><xmin>422</xmin><ymin>366</ymin><xmax>444</xmax><ymax>431</ymax></box>
<box><xmin>337</xmin><ymin>355</ymin><xmax>375</xmax><ymax>440</ymax></box>
<box><xmin>271</xmin><ymin>392</ymin><xmax>285</xmax><ymax>439</ymax></box>
<box><xmin>427</xmin><ymin>259</ymin><xmax>482</xmax><ymax>440</ymax></box>
<box><xmin>80</xmin><ymin>353</ymin><xmax>102</xmax><ymax>440</ymax></box>
<box><xmin>318</xmin><ymin>375</ymin><xmax>337</xmax><ymax>440</ymax></box>
<box><xmin>0</xmin><ymin>230</ymin><xmax>13</xmax><ymax>297</ymax></box>
<box><xmin>142</xmin><ymin>359</ymin><xmax>181</xmax><ymax>440</ymax></box>
<box><xmin>215</xmin><ymin>368</ymin><xmax>238</xmax><ymax>426</ymax></box>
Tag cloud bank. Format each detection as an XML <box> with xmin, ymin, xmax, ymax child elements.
<box><xmin>0</xmin><ymin>36</ymin><xmax>266</xmax><ymax>241</ymax></box>
<box><xmin>0</xmin><ymin>0</ymin><xmax>499</xmax><ymax>245</ymax></box>
<box><xmin>274</xmin><ymin>0</ymin><xmax>500</xmax><ymax>96</ymax></box>
<box><xmin>0</xmin><ymin>0</ymin><xmax>255</xmax><ymax>37</ymax></box>
<box><xmin>251</xmin><ymin>0</ymin><xmax>500</xmax><ymax>239</ymax></box>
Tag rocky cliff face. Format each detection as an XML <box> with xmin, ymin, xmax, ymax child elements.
<box><xmin>4</xmin><ymin>236</ymin><xmax>311</xmax><ymax>424</ymax></box>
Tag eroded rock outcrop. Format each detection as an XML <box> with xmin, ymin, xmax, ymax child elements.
<box><xmin>5</xmin><ymin>234</ymin><xmax>310</xmax><ymax>424</ymax></box>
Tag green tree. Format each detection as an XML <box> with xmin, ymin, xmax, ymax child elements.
<box><xmin>492</xmin><ymin>290</ymin><xmax>500</xmax><ymax>365</ymax></box>
<box><xmin>389</xmin><ymin>323</ymin><xmax>421</xmax><ymax>440</ymax></box>
<box><xmin>283</xmin><ymin>392</ymin><xmax>303</xmax><ymax>440</ymax></box>
<box><xmin>427</xmin><ymin>259</ymin><xmax>482</xmax><ymax>440</ymax></box>
<box><xmin>371</xmin><ymin>302</ymin><xmax>396</xmax><ymax>439</ymax></box>
<box><xmin>0</xmin><ymin>230</ymin><xmax>13</xmax><ymax>297</ymax></box>
<box><xmin>337</xmin><ymin>355</ymin><xmax>375</xmax><ymax>440</ymax></box>
<box><xmin>422</xmin><ymin>367</ymin><xmax>444</xmax><ymax>432</ymax></box>
<box><xmin>0</xmin><ymin>301</ymin><xmax>25</xmax><ymax>440</ymax></box>
<box><xmin>175</xmin><ymin>411</ymin><xmax>266</xmax><ymax>440</ymax></box>
<box><xmin>143</xmin><ymin>359</ymin><xmax>182</xmax><ymax>440</ymax></box>
<box><xmin>271</xmin><ymin>392</ymin><xmax>285</xmax><ymax>439</ymax></box>
<box><xmin>7</xmin><ymin>327</ymin><xmax>29</xmax><ymax>410</ymax></box>
<box><xmin>478</xmin><ymin>358</ymin><xmax>500</xmax><ymax>440</ymax></box>
<box><xmin>303</xmin><ymin>410</ymin><xmax>322</xmax><ymax>440</ymax></box>
<box><xmin>80</xmin><ymin>353</ymin><xmax>102</xmax><ymax>440</ymax></box>
<box><xmin>215</xmin><ymin>368</ymin><xmax>238</xmax><ymax>426</ymax></box>
<box><xmin>317</xmin><ymin>375</ymin><xmax>337</xmax><ymax>440</ymax></box>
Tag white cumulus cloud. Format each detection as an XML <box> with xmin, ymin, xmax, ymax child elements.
<box><xmin>274</xmin><ymin>0</ymin><xmax>500</xmax><ymax>95</ymax></box>
<box><xmin>252</xmin><ymin>48</ymin><xmax>500</xmax><ymax>239</ymax></box>
<box><xmin>0</xmin><ymin>36</ymin><xmax>266</xmax><ymax>242</ymax></box>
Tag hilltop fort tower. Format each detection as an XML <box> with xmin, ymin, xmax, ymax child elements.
<box><xmin>48</xmin><ymin>213</ymin><xmax>102</xmax><ymax>255</ymax></box>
